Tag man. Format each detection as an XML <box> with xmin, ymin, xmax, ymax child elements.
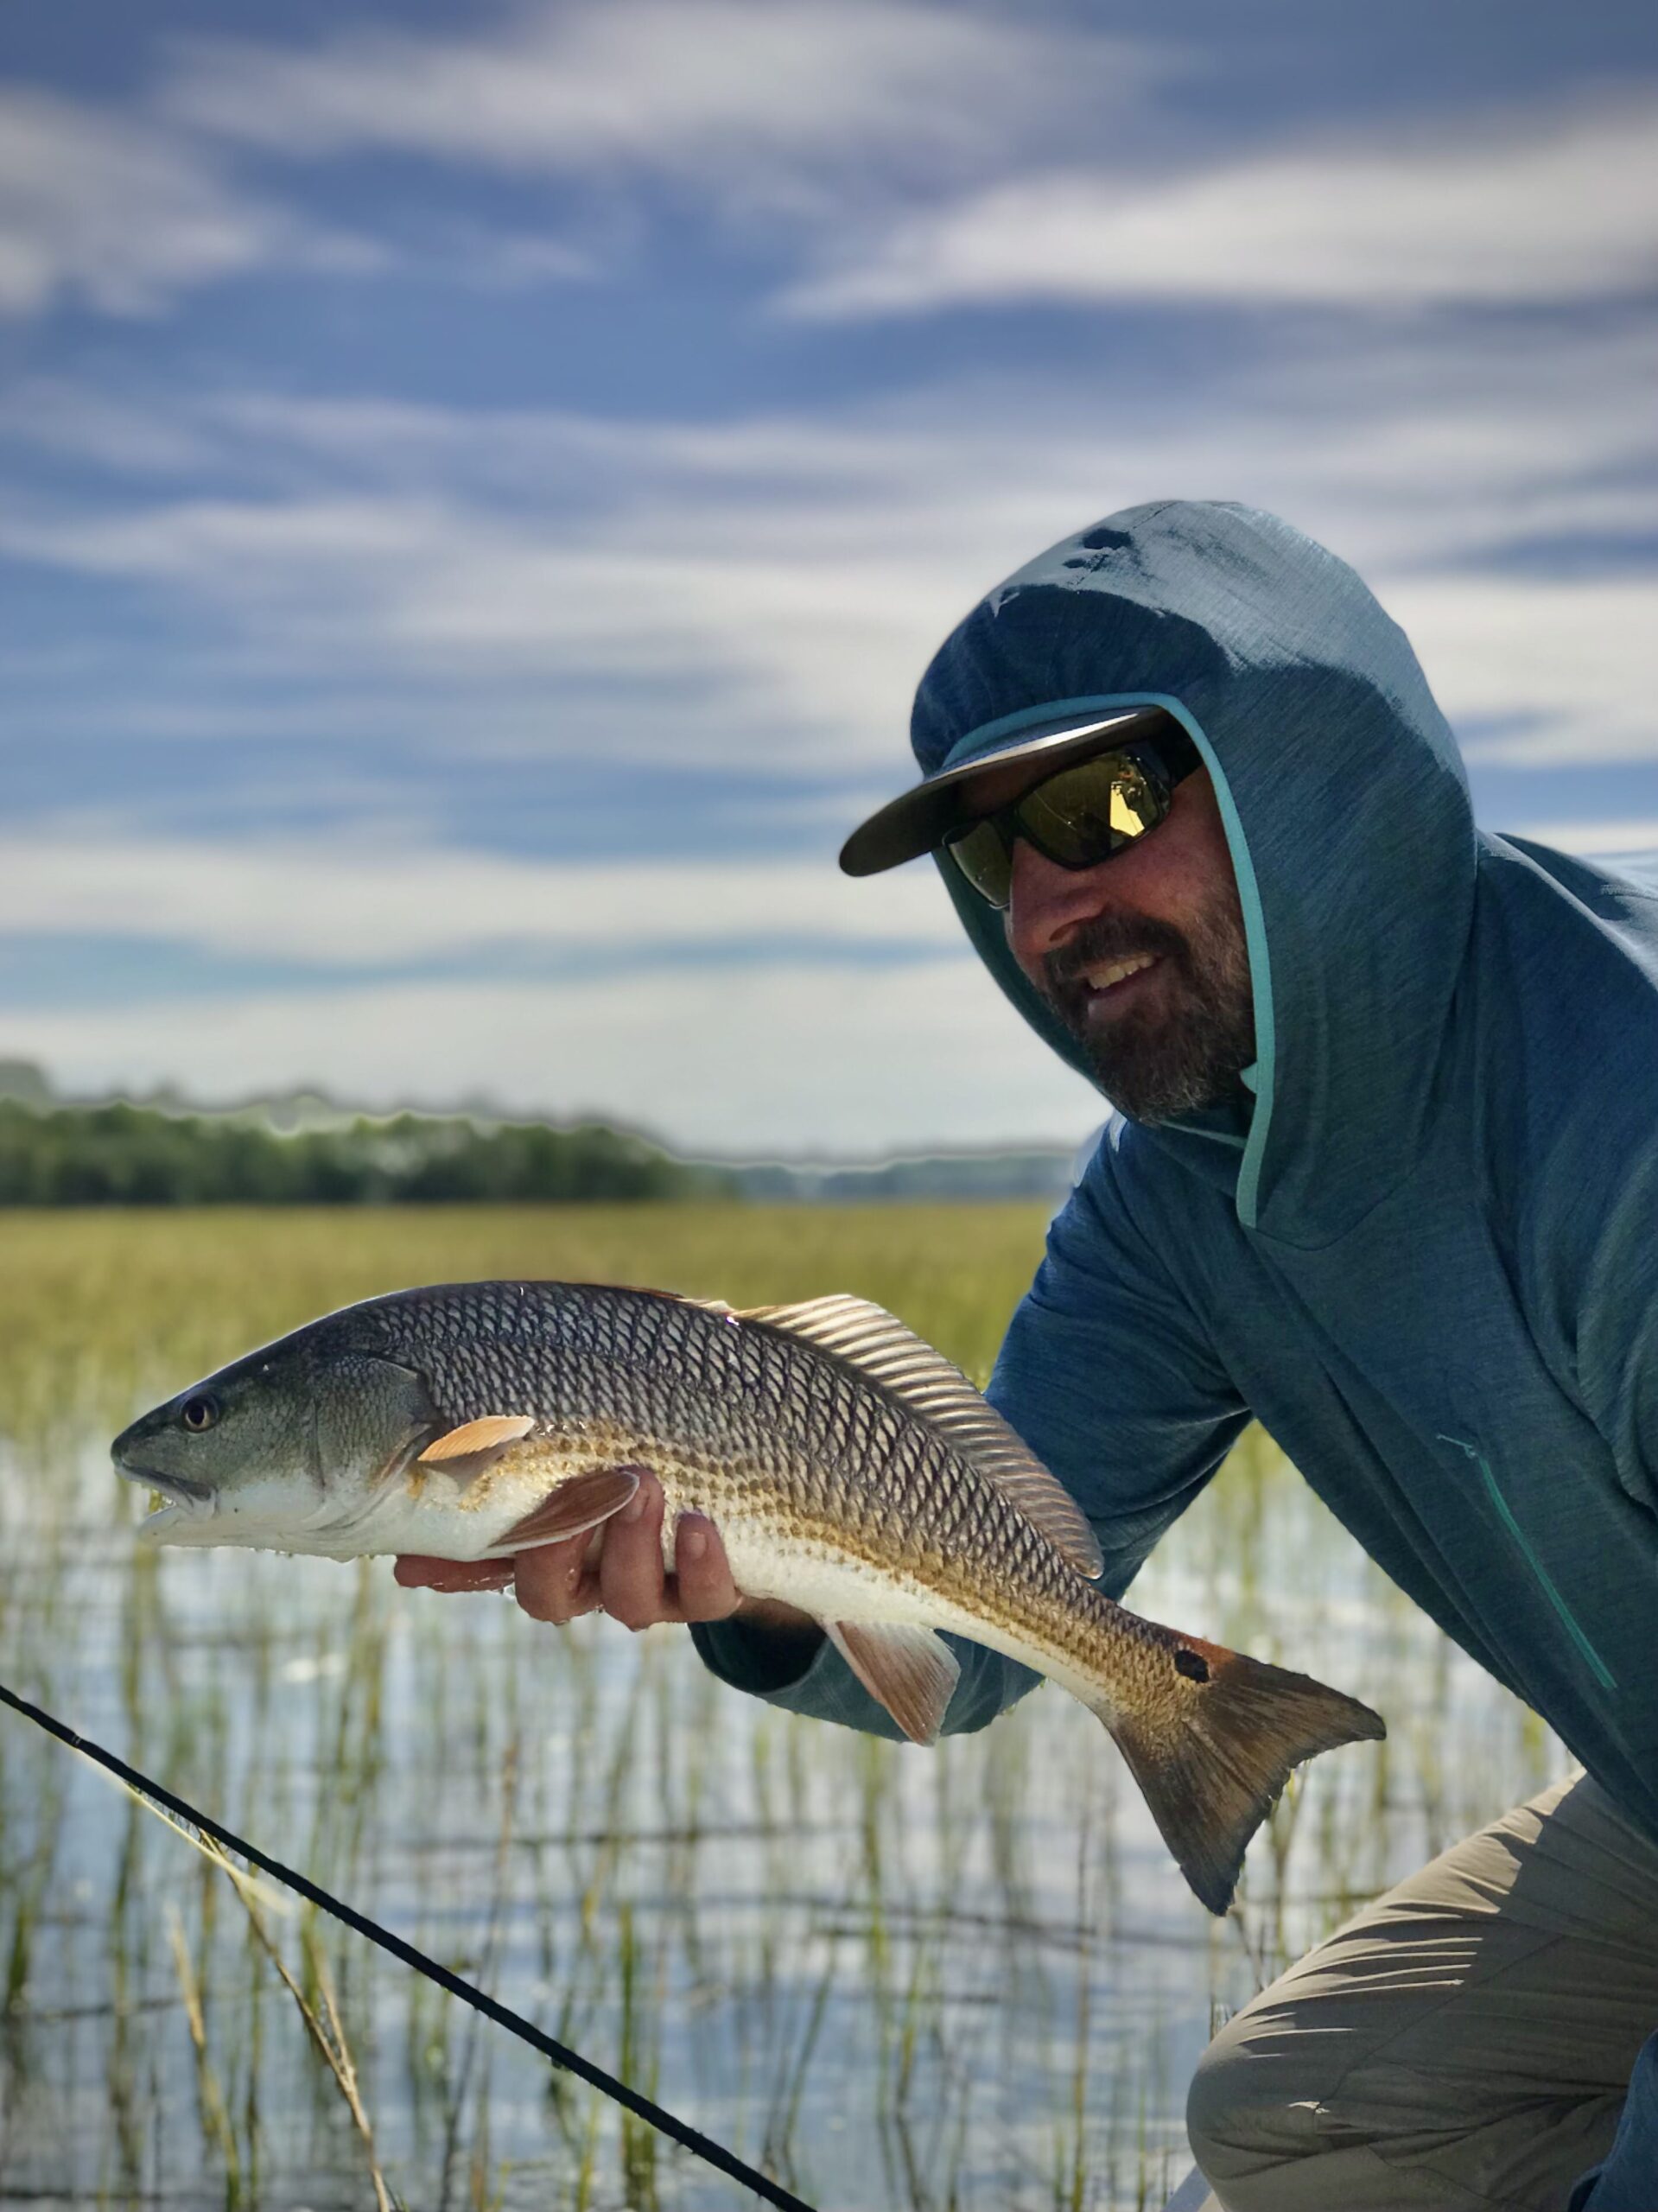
<box><xmin>400</xmin><ymin>502</ymin><xmax>1658</xmax><ymax>2209</ymax></box>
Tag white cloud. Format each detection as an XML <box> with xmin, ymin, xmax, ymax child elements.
<box><xmin>782</xmin><ymin>93</ymin><xmax>1658</xmax><ymax>316</ymax></box>
<box><xmin>176</xmin><ymin>326</ymin><xmax>1656</xmax><ymax>591</ymax></box>
<box><xmin>1388</xmin><ymin>574</ymin><xmax>1658</xmax><ymax>766</ymax></box>
<box><xmin>9</xmin><ymin>10</ymin><xmax>1655</xmax><ymax>1158</ymax></box>
<box><xmin>0</xmin><ymin>86</ymin><xmax>368</xmax><ymax>320</ymax></box>
<box><xmin>1514</xmin><ymin>821</ymin><xmax>1658</xmax><ymax>861</ymax></box>
<box><xmin>6</xmin><ymin>327</ymin><xmax>1655</xmax><ymax>779</ymax></box>
<box><xmin>0</xmin><ymin>489</ymin><xmax>957</xmax><ymax>766</ymax></box>
<box><xmin>0</xmin><ymin>833</ymin><xmax>956</xmax><ymax>964</ymax></box>
<box><xmin>165</xmin><ymin>1</ymin><xmax>1161</xmax><ymax>210</ymax></box>
<box><xmin>0</xmin><ymin>963</ymin><xmax>1100</xmax><ymax>1156</ymax></box>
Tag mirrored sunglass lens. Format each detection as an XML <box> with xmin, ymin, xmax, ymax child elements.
<box><xmin>947</xmin><ymin>819</ymin><xmax>1013</xmax><ymax>906</ymax></box>
<box><xmin>1018</xmin><ymin>753</ymin><xmax>1166</xmax><ymax>864</ymax></box>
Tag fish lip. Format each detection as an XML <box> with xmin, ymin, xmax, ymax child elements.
<box><xmin>116</xmin><ymin>1463</ymin><xmax>214</xmax><ymax>1508</ymax></box>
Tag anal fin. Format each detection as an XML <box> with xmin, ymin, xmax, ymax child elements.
<box><xmin>826</xmin><ymin>1621</ymin><xmax>960</xmax><ymax>1745</ymax></box>
<box><xmin>489</xmin><ymin>1465</ymin><xmax>643</xmax><ymax>1554</ymax></box>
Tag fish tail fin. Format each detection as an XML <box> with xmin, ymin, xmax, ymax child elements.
<box><xmin>1085</xmin><ymin>1638</ymin><xmax>1384</xmax><ymax>1916</ymax></box>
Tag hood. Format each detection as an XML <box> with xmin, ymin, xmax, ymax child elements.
<box><xmin>912</xmin><ymin>501</ymin><xmax>1476</xmax><ymax>1249</ymax></box>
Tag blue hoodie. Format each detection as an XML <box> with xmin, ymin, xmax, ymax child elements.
<box><xmin>695</xmin><ymin>499</ymin><xmax>1658</xmax><ymax>1857</ymax></box>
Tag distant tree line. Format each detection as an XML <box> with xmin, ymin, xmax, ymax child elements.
<box><xmin>0</xmin><ymin>1100</ymin><xmax>724</xmax><ymax>1206</ymax></box>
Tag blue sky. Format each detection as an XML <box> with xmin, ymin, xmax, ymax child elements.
<box><xmin>1</xmin><ymin>0</ymin><xmax>1655</xmax><ymax>1153</ymax></box>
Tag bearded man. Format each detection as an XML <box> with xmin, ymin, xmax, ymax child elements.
<box><xmin>402</xmin><ymin>503</ymin><xmax>1658</xmax><ymax>2211</ymax></box>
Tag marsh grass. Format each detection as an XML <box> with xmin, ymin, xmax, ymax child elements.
<box><xmin>0</xmin><ymin>1205</ymin><xmax>1563</xmax><ymax>2209</ymax></box>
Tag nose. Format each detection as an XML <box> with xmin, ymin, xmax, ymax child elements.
<box><xmin>1007</xmin><ymin>840</ymin><xmax>1115</xmax><ymax>974</ymax></box>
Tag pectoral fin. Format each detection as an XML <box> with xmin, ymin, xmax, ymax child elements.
<box><xmin>489</xmin><ymin>1465</ymin><xmax>643</xmax><ymax>1553</ymax></box>
<box><xmin>417</xmin><ymin>1414</ymin><xmax>536</xmax><ymax>1482</ymax></box>
<box><xmin>825</xmin><ymin>1621</ymin><xmax>960</xmax><ymax>1745</ymax></box>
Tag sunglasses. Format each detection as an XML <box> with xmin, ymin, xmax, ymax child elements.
<box><xmin>941</xmin><ymin>728</ymin><xmax>1202</xmax><ymax>909</ymax></box>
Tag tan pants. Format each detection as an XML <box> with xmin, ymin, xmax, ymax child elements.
<box><xmin>1185</xmin><ymin>1773</ymin><xmax>1658</xmax><ymax>2211</ymax></box>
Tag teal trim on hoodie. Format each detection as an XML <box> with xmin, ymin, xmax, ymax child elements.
<box><xmin>696</xmin><ymin>502</ymin><xmax>1658</xmax><ymax>1867</ymax></box>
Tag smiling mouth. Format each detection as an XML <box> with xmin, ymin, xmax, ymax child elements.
<box><xmin>1075</xmin><ymin>951</ymin><xmax>1160</xmax><ymax>1006</ymax></box>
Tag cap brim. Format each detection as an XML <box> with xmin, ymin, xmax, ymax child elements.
<box><xmin>839</xmin><ymin>705</ymin><xmax>1175</xmax><ymax>877</ymax></box>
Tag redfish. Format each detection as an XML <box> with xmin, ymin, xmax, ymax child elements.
<box><xmin>112</xmin><ymin>1280</ymin><xmax>1383</xmax><ymax>1911</ymax></box>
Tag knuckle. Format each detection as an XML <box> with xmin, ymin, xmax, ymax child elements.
<box><xmin>695</xmin><ymin>1583</ymin><xmax>741</xmax><ymax>1620</ymax></box>
<box><xmin>680</xmin><ymin>1548</ymin><xmax>735</xmax><ymax>1606</ymax></box>
<box><xmin>516</xmin><ymin>1591</ymin><xmax>567</xmax><ymax>1624</ymax></box>
<box><xmin>677</xmin><ymin>1571</ymin><xmax>722</xmax><ymax>1618</ymax></box>
<box><xmin>514</xmin><ymin>1554</ymin><xmax>589</xmax><ymax>1625</ymax></box>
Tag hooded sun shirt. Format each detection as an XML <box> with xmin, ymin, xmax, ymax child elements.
<box><xmin>696</xmin><ymin>499</ymin><xmax>1658</xmax><ymax>1851</ymax></box>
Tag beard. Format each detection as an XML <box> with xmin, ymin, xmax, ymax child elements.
<box><xmin>1040</xmin><ymin>890</ymin><xmax>1255</xmax><ymax>1125</ymax></box>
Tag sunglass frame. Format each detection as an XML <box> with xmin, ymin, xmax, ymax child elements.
<box><xmin>941</xmin><ymin>728</ymin><xmax>1202</xmax><ymax>909</ymax></box>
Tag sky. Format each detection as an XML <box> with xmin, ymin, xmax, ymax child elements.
<box><xmin>1</xmin><ymin>0</ymin><xmax>1654</xmax><ymax>1156</ymax></box>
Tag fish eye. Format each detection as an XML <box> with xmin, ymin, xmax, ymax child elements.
<box><xmin>180</xmin><ymin>1394</ymin><xmax>220</xmax><ymax>1433</ymax></box>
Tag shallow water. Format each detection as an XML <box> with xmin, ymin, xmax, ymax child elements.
<box><xmin>0</xmin><ymin>1207</ymin><xmax>1561</xmax><ymax>2209</ymax></box>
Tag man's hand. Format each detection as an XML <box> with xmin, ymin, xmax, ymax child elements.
<box><xmin>393</xmin><ymin>1471</ymin><xmax>817</xmax><ymax>1641</ymax></box>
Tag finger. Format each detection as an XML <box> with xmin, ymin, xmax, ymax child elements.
<box><xmin>598</xmin><ymin>1472</ymin><xmax>670</xmax><ymax>1630</ymax></box>
<box><xmin>671</xmin><ymin>1513</ymin><xmax>741</xmax><ymax>1622</ymax></box>
<box><xmin>394</xmin><ymin>1555</ymin><xmax>515</xmax><ymax>1593</ymax></box>
<box><xmin>513</xmin><ymin>1531</ymin><xmax>602</xmax><ymax>1624</ymax></box>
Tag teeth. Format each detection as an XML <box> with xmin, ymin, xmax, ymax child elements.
<box><xmin>1083</xmin><ymin>953</ymin><xmax>1156</xmax><ymax>991</ymax></box>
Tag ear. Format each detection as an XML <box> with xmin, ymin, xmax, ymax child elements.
<box><xmin>311</xmin><ymin>1356</ymin><xmax>442</xmax><ymax>1487</ymax></box>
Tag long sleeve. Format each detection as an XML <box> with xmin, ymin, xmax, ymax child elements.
<box><xmin>1568</xmin><ymin>1143</ymin><xmax>1658</xmax><ymax>1516</ymax></box>
<box><xmin>692</xmin><ymin>1128</ymin><xmax>1250</xmax><ymax>1740</ymax></box>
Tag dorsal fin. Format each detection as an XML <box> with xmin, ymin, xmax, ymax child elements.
<box><xmin>735</xmin><ymin>1294</ymin><xmax>1102</xmax><ymax>1578</ymax></box>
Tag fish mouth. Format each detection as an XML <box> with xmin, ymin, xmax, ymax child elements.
<box><xmin>115</xmin><ymin>1461</ymin><xmax>217</xmax><ymax>1538</ymax></box>
<box><xmin>118</xmin><ymin>1462</ymin><xmax>213</xmax><ymax>1504</ymax></box>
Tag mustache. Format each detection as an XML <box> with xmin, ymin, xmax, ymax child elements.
<box><xmin>1043</xmin><ymin>912</ymin><xmax>1192</xmax><ymax>1001</ymax></box>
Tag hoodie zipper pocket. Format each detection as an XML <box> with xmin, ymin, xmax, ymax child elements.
<box><xmin>1439</xmin><ymin>1435</ymin><xmax>1617</xmax><ymax>1693</ymax></box>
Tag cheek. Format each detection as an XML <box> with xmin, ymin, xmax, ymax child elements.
<box><xmin>1129</xmin><ymin>832</ymin><xmax>1236</xmax><ymax>936</ymax></box>
<box><xmin>216</xmin><ymin>1409</ymin><xmax>311</xmax><ymax>1481</ymax></box>
<box><xmin>1002</xmin><ymin>911</ymin><xmax>1039</xmax><ymax>988</ymax></box>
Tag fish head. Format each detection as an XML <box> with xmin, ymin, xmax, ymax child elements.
<box><xmin>112</xmin><ymin>1318</ymin><xmax>440</xmax><ymax>1550</ymax></box>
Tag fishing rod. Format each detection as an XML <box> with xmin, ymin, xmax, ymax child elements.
<box><xmin>0</xmin><ymin>1677</ymin><xmax>819</xmax><ymax>2212</ymax></box>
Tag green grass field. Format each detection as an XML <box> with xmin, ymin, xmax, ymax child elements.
<box><xmin>0</xmin><ymin>1202</ymin><xmax>1045</xmax><ymax>1446</ymax></box>
<box><xmin>0</xmin><ymin>1205</ymin><xmax>1560</xmax><ymax>2209</ymax></box>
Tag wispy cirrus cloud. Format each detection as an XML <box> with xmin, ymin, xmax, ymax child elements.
<box><xmin>1515</xmin><ymin>819</ymin><xmax>1658</xmax><ymax>860</ymax></box>
<box><xmin>9</xmin><ymin>0</ymin><xmax>1140</xmax><ymax>330</ymax></box>
<box><xmin>1383</xmin><ymin>572</ymin><xmax>1658</xmax><ymax>766</ymax></box>
<box><xmin>780</xmin><ymin>92</ymin><xmax>1658</xmax><ymax>316</ymax></box>
<box><xmin>0</xmin><ymin>87</ymin><xmax>597</xmax><ymax>327</ymax></box>
<box><xmin>0</xmin><ymin>85</ymin><xmax>374</xmax><ymax>319</ymax></box>
<box><xmin>0</xmin><ymin>486</ymin><xmax>958</xmax><ymax>772</ymax></box>
<box><xmin>4</xmin><ymin>309</ymin><xmax>1654</xmax><ymax>794</ymax></box>
<box><xmin>3</xmin><ymin>0</ymin><xmax>1654</xmax><ymax>1153</ymax></box>
<box><xmin>163</xmin><ymin>0</ymin><xmax>1167</xmax><ymax>211</ymax></box>
<box><xmin>0</xmin><ymin>831</ymin><xmax>956</xmax><ymax>966</ymax></box>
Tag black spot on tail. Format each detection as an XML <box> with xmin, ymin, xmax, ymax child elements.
<box><xmin>1174</xmin><ymin>1647</ymin><xmax>1210</xmax><ymax>1683</ymax></box>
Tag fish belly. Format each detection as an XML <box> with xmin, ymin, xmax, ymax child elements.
<box><xmin>705</xmin><ymin>1512</ymin><xmax>1111</xmax><ymax>1715</ymax></box>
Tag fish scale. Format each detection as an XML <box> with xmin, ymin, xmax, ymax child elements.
<box><xmin>112</xmin><ymin>1277</ymin><xmax>1385</xmax><ymax>1914</ymax></box>
<box><xmin>336</xmin><ymin>1285</ymin><xmax>1091</xmax><ymax>1605</ymax></box>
